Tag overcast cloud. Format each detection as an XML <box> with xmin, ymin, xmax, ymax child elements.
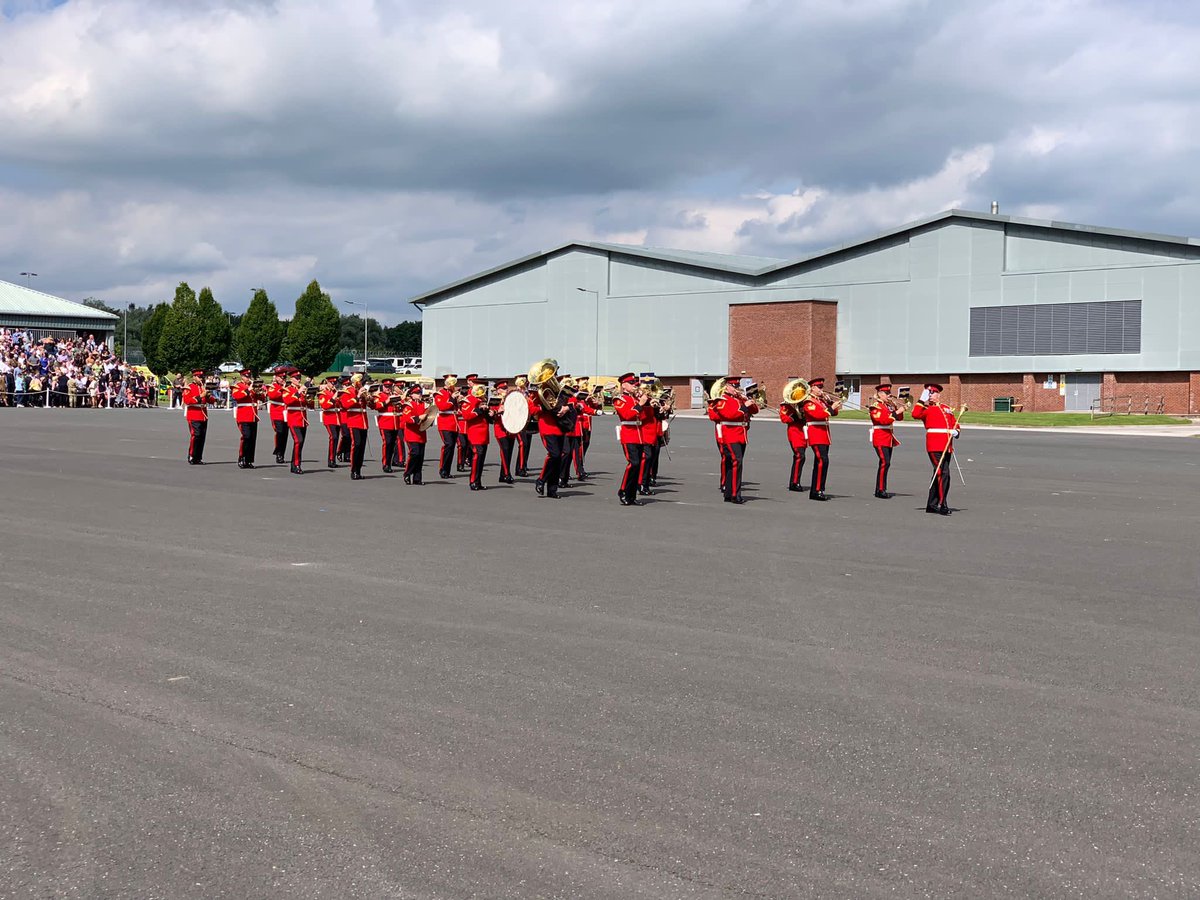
<box><xmin>2</xmin><ymin>0</ymin><xmax>1198</xmax><ymax>320</ymax></box>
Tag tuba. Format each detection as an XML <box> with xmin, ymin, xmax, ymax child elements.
<box><xmin>527</xmin><ymin>358</ymin><xmax>563</xmax><ymax>411</ymax></box>
<box><xmin>781</xmin><ymin>377</ymin><xmax>811</xmax><ymax>410</ymax></box>
<box><xmin>708</xmin><ymin>377</ymin><xmax>730</xmax><ymax>402</ymax></box>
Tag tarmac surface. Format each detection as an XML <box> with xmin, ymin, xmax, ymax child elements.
<box><xmin>1</xmin><ymin>409</ymin><xmax>1198</xmax><ymax>898</ymax></box>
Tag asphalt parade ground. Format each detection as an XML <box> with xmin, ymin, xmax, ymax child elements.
<box><xmin>1</xmin><ymin>410</ymin><xmax>1198</xmax><ymax>899</ymax></box>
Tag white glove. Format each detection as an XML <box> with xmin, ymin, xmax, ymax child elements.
<box><xmin>919</xmin><ymin>388</ymin><xmax>930</xmax><ymax>404</ymax></box>
<box><xmin>952</xmin><ymin>429</ymin><xmax>961</xmax><ymax>439</ymax></box>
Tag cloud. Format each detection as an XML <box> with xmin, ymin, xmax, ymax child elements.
<box><xmin>1</xmin><ymin>0</ymin><xmax>1199</xmax><ymax>318</ymax></box>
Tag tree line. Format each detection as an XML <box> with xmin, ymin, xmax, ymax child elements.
<box><xmin>84</xmin><ymin>281</ymin><xmax>421</xmax><ymax>376</ymax></box>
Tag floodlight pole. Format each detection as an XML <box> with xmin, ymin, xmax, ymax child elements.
<box><xmin>343</xmin><ymin>299</ymin><xmax>368</xmax><ymax>361</ymax></box>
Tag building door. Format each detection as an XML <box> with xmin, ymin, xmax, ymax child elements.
<box><xmin>840</xmin><ymin>376</ymin><xmax>861</xmax><ymax>409</ymax></box>
<box><xmin>1064</xmin><ymin>373</ymin><xmax>1101</xmax><ymax>411</ymax></box>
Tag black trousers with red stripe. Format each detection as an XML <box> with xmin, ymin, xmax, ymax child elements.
<box><xmin>469</xmin><ymin>442</ymin><xmax>488</xmax><ymax>487</ymax></box>
<box><xmin>324</xmin><ymin>423</ymin><xmax>340</xmax><ymax>465</ymax></box>
<box><xmin>336</xmin><ymin>425</ymin><xmax>351</xmax><ymax>461</ymax></box>
<box><xmin>187</xmin><ymin>419</ymin><xmax>207</xmax><ymax>463</ymax></box>
<box><xmin>405</xmin><ymin>441</ymin><xmax>425</xmax><ymax>483</ymax></box>
<box><xmin>874</xmin><ymin>445</ymin><xmax>893</xmax><ymax>493</ymax></box>
<box><xmin>538</xmin><ymin>434</ymin><xmax>564</xmax><ymax>496</ymax></box>
<box><xmin>497</xmin><ymin>435</ymin><xmax>515</xmax><ymax>480</ymax></box>
<box><xmin>237</xmin><ymin>421</ymin><xmax>257</xmax><ymax>466</ymax></box>
<box><xmin>927</xmin><ymin>450</ymin><xmax>952</xmax><ymax>509</ymax></box>
<box><xmin>721</xmin><ymin>441</ymin><xmax>745</xmax><ymax>501</ymax></box>
<box><xmin>289</xmin><ymin>424</ymin><xmax>306</xmax><ymax>470</ymax></box>
<box><xmin>641</xmin><ymin>441</ymin><xmax>659</xmax><ymax>488</ymax></box>
<box><xmin>272</xmin><ymin>417</ymin><xmax>289</xmax><ymax>460</ymax></box>
<box><xmin>619</xmin><ymin>441</ymin><xmax>645</xmax><ymax>503</ymax></box>
<box><xmin>438</xmin><ymin>428</ymin><xmax>456</xmax><ymax>478</ymax></box>
<box><xmin>788</xmin><ymin>444</ymin><xmax>806</xmax><ymax>489</ymax></box>
<box><xmin>716</xmin><ymin>439</ymin><xmax>729</xmax><ymax>492</ymax></box>
<box><xmin>809</xmin><ymin>444</ymin><xmax>829</xmax><ymax>495</ymax></box>
<box><xmin>381</xmin><ymin>429</ymin><xmax>400</xmax><ymax>469</ymax></box>
<box><xmin>349</xmin><ymin>427</ymin><xmax>368</xmax><ymax>477</ymax></box>
<box><xmin>516</xmin><ymin>430</ymin><xmax>534</xmax><ymax>475</ymax></box>
<box><xmin>456</xmin><ymin>432</ymin><xmax>469</xmax><ymax>468</ymax></box>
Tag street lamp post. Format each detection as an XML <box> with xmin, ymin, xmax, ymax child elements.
<box><xmin>576</xmin><ymin>287</ymin><xmax>600</xmax><ymax>376</ymax></box>
<box><xmin>343</xmin><ymin>299</ymin><xmax>368</xmax><ymax>363</ymax></box>
<box><xmin>19</xmin><ymin>272</ymin><xmax>37</xmax><ymax>287</ymax></box>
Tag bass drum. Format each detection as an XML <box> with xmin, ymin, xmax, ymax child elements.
<box><xmin>501</xmin><ymin>390</ymin><xmax>530</xmax><ymax>434</ymax></box>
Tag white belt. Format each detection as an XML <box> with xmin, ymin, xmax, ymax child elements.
<box><xmin>235</xmin><ymin>403</ymin><xmax>256</xmax><ymax>408</ymax></box>
<box><xmin>806</xmin><ymin>421</ymin><xmax>829</xmax><ymax>428</ymax></box>
<box><xmin>378</xmin><ymin>411</ymin><xmax>401</xmax><ymax>417</ymax></box>
<box><xmin>185</xmin><ymin>404</ymin><xmax>206</xmax><ymax>409</ymax></box>
<box><xmin>267</xmin><ymin>400</ymin><xmax>284</xmax><ymax>406</ymax></box>
<box><xmin>619</xmin><ymin>421</ymin><xmax>642</xmax><ymax>427</ymax></box>
<box><xmin>872</xmin><ymin>425</ymin><xmax>893</xmax><ymax>431</ymax></box>
<box><xmin>927</xmin><ymin>428</ymin><xmax>954</xmax><ymax>434</ymax></box>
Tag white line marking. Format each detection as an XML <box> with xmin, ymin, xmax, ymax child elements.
<box><xmin>166</xmin><ymin>675</ymin><xmax>189</xmax><ymax>682</ymax></box>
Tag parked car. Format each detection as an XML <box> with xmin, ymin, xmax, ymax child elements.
<box><xmin>217</xmin><ymin>361</ymin><xmax>243</xmax><ymax>374</ymax></box>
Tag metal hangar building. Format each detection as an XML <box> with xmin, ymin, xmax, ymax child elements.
<box><xmin>411</xmin><ymin>209</ymin><xmax>1200</xmax><ymax>414</ymax></box>
<box><xmin>0</xmin><ymin>279</ymin><xmax>119</xmax><ymax>345</ymax></box>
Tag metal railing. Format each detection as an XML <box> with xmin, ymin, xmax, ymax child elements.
<box><xmin>1090</xmin><ymin>395</ymin><xmax>1166</xmax><ymax>418</ymax></box>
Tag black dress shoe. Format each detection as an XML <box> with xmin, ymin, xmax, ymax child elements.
<box><xmin>245</xmin><ymin>463</ymin><xmax>255</xmax><ymax>469</ymax></box>
<box><xmin>535</xmin><ymin>481</ymin><xmax>545</xmax><ymax>496</ymax></box>
<box><xmin>275</xmin><ymin>456</ymin><xmax>284</xmax><ymax>464</ymax></box>
<box><xmin>382</xmin><ymin>465</ymin><xmax>392</xmax><ymax>473</ymax></box>
<box><xmin>788</xmin><ymin>485</ymin><xmax>803</xmax><ymax>492</ymax></box>
<box><xmin>938</xmin><ymin>505</ymin><xmax>952</xmax><ymax>515</ymax></box>
<box><xmin>925</xmin><ymin>506</ymin><xmax>941</xmax><ymax>514</ymax></box>
<box><xmin>469</xmin><ymin>483</ymin><xmax>477</xmax><ymax>491</ymax></box>
<box><xmin>730</xmin><ymin>496</ymin><xmax>746</xmax><ymax>504</ymax></box>
<box><xmin>293</xmin><ymin>467</ymin><xmax>304</xmax><ymax>475</ymax></box>
<box><xmin>194</xmin><ymin>460</ymin><xmax>204</xmax><ymax>465</ymax></box>
<box><xmin>544</xmin><ymin>492</ymin><xmax>559</xmax><ymax>499</ymax></box>
<box><xmin>809</xmin><ymin>492</ymin><xmax>828</xmax><ymax>501</ymax></box>
<box><xmin>350</xmin><ymin>472</ymin><xmax>362</xmax><ymax>480</ymax></box>
<box><xmin>237</xmin><ymin>461</ymin><xmax>245</xmax><ymax>468</ymax></box>
<box><xmin>638</xmin><ymin>487</ymin><xmax>650</xmax><ymax>496</ymax></box>
<box><xmin>476</xmin><ymin>483</ymin><xmax>487</xmax><ymax>491</ymax></box>
<box><xmin>403</xmin><ymin>474</ymin><xmax>412</xmax><ymax>484</ymax></box>
<box><xmin>874</xmin><ymin>491</ymin><xmax>892</xmax><ymax>499</ymax></box>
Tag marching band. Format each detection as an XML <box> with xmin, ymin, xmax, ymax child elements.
<box><xmin>179</xmin><ymin>361</ymin><xmax>966</xmax><ymax>514</ymax></box>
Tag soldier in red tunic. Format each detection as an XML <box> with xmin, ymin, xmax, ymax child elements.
<box><xmin>339</xmin><ymin>375</ymin><xmax>370</xmax><ymax>480</ymax></box>
<box><xmin>612</xmin><ymin>372</ymin><xmax>648</xmax><ymax>506</ymax></box>
<box><xmin>712</xmin><ymin>377</ymin><xmax>759</xmax><ymax>504</ymax></box>
<box><xmin>401</xmin><ymin>384</ymin><xmax>428</xmax><ymax>484</ymax></box>
<box><xmin>182</xmin><ymin>370</ymin><xmax>211</xmax><ymax>465</ymax></box>
<box><xmin>492</xmin><ymin>381</ymin><xmax>516</xmax><ymax>484</ymax></box>
<box><xmin>912</xmin><ymin>382</ymin><xmax>960</xmax><ymax>515</ymax></box>
<box><xmin>264</xmin><ymin>369</ymin><xmax>289</xmax><ymax>464</ymax></box>
<box><xmin>282</xmin><ymin>369</ymin><xmax>310</xmax><ymax>474</ymax></box>
<box><xmin>461</xmin><ymin>382</ymin><xmax>493</xmax><ymax>490</ymax></box>
<box><xmin>317</xmin><ymin>377</ymin><xmax>342</xmax><ymax>468</ymax></box>
<box><xmin>780</xmin><ymin>382</ymin><xmax>807</xmax><ymax>492</ymax></box>
<box><xmin>230</xmin><ymin>368</ymin><xmax>261</xmax><ymax>468</ymax></box>
<box><xmin>514</xmin><ymin>375</ymin><xmax>536</xmax><ymax>477</ymax></box>
<box><xmin>868</xmin><ymin>383</ymin><xmax>903</xmax><ymax>499</ymax></box>
<box><xmin>707</xmin><ymin>392</ymin><xmax>727</xmax><ymax>495</ymax></box>
<box><xmin>800</xmin><ymin>376</ymin><xmax>839</xmax><ymax>501</ymax></box>
<box><xmin>374</xmin><ymin>378</ymin><xmax>401</xmax><ymax>473</ymax></box>
<box><xmin>433</xmin><ymin>374</ymin><xmax>460</xmax><ymax>479</ymax></box>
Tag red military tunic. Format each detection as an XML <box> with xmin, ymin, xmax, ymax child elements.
<box><xmin>231</xmin><ymin>379</ymin><xmax>258</xmax><ymax>425</ymax></box>
<box><xmin>780</xmin><ymin>405</ymin><xmax>806</xmax><ymax>449</ymax></box>
<box><xmin>536</xmin><ymin>394</ymin><xmax>564</xmax><ymax>437</ymax></box>
<box><xmin>567</xmin><ymin>395</ymin><xmax>584</xmax><ymax>439</ymax></box>
<box><xmin>612</xmin><ymin>393</ymin><xmax>644</xmax><ymax>444</ymax></box>
<box><xmin>265</xmin><ymin>380</ymin><xmax>287</xmax><ymax>423</ymax></box>
<box><xmin>283</xmin><ymin>384</ymin><xmax>308</xmax><ymax>427</ymax></box>
<box><xmin>318</xmin><ymin>385</ymin><xmax>341</xmax><ymax>425</ymax></box>
<box><xmin>869</xmin><ymin>400</ymin><xmax>902</xmax><ymax>448</ymax></box>
<box><xmin>461</xmin><ymin>394</ymin><xmax>491</xmax><ymax>444</ymax></box>
<box><xmin>375</xmin><ymin>391</ymin><xmax>400</xmax><ymax>432</ymax></box>
<box><xmin>433</xmin><ymin>388</ymin><xmax>458</xmax><ymax>433</ymax></box>
<box><xmin>912</xmin><ymin>401</ymin><xmax>958</xmax><ymax>453</ymax></box>
<box><xmin>402</xmin><ymin>399</ymin><xmax>428</xmax><ymax>443</ymax></box>
<box><xmin>638</xmin><ymin>400</ymin><xmax>659</xmax><ymax>444</ymax></box>
<box><xmin>339</xmin><ymin>386</ymin><xmax>369</xmax><ymax>429</ymax></box>
<box><xmin>800</xmin><ymin>397</ymin><xmax>834</xmax><ymax>446</ymax></box>
<box><xmin>493</xmin><ymin>401</ymin><xmax>512</xmax><ymax>441</ymax></box>
<box><xmin>713</xmin><ymin>395</ymin><xmax>756</xmax><ymax>444</ymax></box>
<box><xmin>182</xmin><ymin>382</ymin><xmax>208</xmax><ymax>422</ymax></box>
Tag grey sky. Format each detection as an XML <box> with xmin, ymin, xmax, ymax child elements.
<box><xmin>2</xmin><ymin>0</ymin><xmax>1198</xmax><ymax>321</ymax></box>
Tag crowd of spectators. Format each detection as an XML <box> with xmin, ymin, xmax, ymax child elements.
<box><xmin>0</xmin><ymin>328</ymin><xmax>160</xmax><ymax>409</ymax></box>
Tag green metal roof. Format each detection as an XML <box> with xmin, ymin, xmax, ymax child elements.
<box><xmin>0</xmin><ymin>280</ymin><xmax>119</xmax><ymax>323</ymax></box>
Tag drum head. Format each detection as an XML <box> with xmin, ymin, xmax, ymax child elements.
<box><xmin>501</xmin><ymin>391</ymin><xmax>529</xmax><ymax>434</ymax></box>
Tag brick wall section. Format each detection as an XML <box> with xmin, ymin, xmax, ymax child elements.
<box><xmin>860</xmin><ymin>373</ymin><xmax>1069</xmax><ymax>411</ymax></box>
<box><xmin>660</xmin><ymin>376</ymin><xmax>693</xmax><ymax>409</ymax></box>
<box><xmin>1108</xmin><ymin>371</ymin><xmax>1192</xmax><ymax>414</ymax></box>
<box><xmin>729</xmin><ymin>300</ymin><xmax>837</xmax><ymax>408</ymax></box>
<box><xmin>1192</xmin><ymin>373</ymin><xmax>1200</xmax><ymax>415</ymax></box>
